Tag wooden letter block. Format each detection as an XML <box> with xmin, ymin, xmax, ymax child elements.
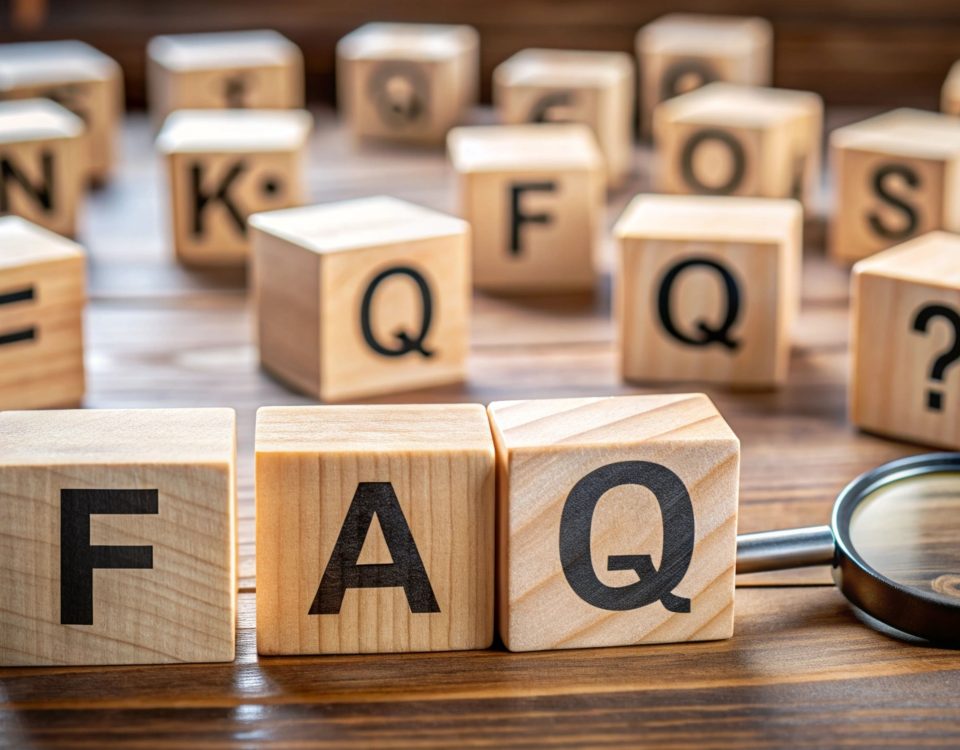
<box><xmin>0</xmin><ymin>99</ymin><xmax>84</xmax><ymax>237</ymax></box>
<box><xmin>488</xmin><ymin>394</ymin><xmax>740</xmax><ymax>652</ymax></box>
<box><xmin>493</xmin><ymin>49</ymin><xmax>635</xmax><ymax>186</ymax></box>
<box><xmin>256</xmin><ymin>404</ymin><xmax>495</xmax><ymax>654</ymax></box>
<box><xmin>0</xmin><ymin>216</ymin><xmax>85</xmax><ymax>409</ymax></box>
<box><xmin>0</xmin><ymin>408</ymin><xmax>237</xmax><ymax>666</ymax></box>
<box><xmin>653</xmin><ymin>83</ymin><xmax>823</xmax><ymax>209</ymax></box>
<box><xmin>250</xmin><ymin>196</ymin><xmax>470</xmax><ymax>401</ymax></box>
<box><xmin>337</xmin><ymin>23</ymin><xmax>479</xmax><ymax>143</ymax></box>
<box><xmin>147</xmin><ymin>30</ymin><xmax>304</xmax><ymax>127</ymax></box>
<box><xmin>447</xmin><ymin>123</ymin><xmax>605</xmax><ymax>292</ymax></box>
<box><xmin>0</xmin><ymin>41</ymin><xmax>123</xmax><ymax>184</ymax></box>
<box><xmin>636</xmin><ymin>13</ymin><xmax>772</xmax><ymax>137</ymax></box>
<box><xmin>157</xmin><ymin>109</ymin><xmax>312</xmax><ymax>266</ymax></box>
<box><xmin>830</xmin><ymin>109</ymin><xmax>960</xmax><ymax>264</ymax></box>
<box><xmin>851</xmin><ymin>231</ymin><xmax>960</xmax><ymax>449</ymax></box>
<box><xmin>942</xmin><ymin>61</ymin><xmax>960</xmax><ymax>117</ymax></box>
<box><xmin>614</xmin><ymin>194</ymin><xmax>802</xmax><ymax>388</ymax></box>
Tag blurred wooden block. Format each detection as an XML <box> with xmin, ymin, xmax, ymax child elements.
<box><xmin>942</xmin><ymin>61</ymin><xmax>960</xmax><ymax>116</ymax></box>
<box><xmin>0</xmin><ymin>41</ymin><xmax>123</xmax><ymax>184</ymax></box>
<box><xmin>250</xmin><ymin>196</ymin><xmax>470</xmax><ymax>401</ymax></box>
<box><xmin>256</xmin><ymin>404</ymin><xmax>495</xmax><ymax>654</ymax></box>
<box><xmin>0</xmin><ymin>408</ymin><xmax>237</xmax><ymax>666</ymax></box>
<box><xmin>493</xmin><ymin>49</ymin><xmax>635</xmax><ymax>186</ymax></box>
<box><xmin>614</xmin><ymin>195</ymin><xmax>802</xmax><ymax>388</ymax></box>
<box><xmin>488</xmin><ymin>394</ymin><xmax>739</xmax><ymax>652</ymax></box>
<box><xmin>636</xmin><ymin>13</ymin><xmax>772</xmax><ymax>137</ymax></box>
<box><xmin>156</xmin><ymin>109</ymin><xmax>312</xmax><ymax>267</ymax></box>
<box><xmin>337</xmin><ymin>23</ymin><xmax>479</xmax><ymax>143</ymax></box>
<box><xmin>851</xmin><ymin>231</ymin><xmax>960</xmax><ymax>449</ymax></box>
<box><xmin>830</xmin><ymin>109</ymin><xmax>960</xmax><ymax>264</ymax></box>
<box><xmin>653</xmin><ymin>83</ymin><xmax>823</xmax><ymax>209</ymax></box>
<box><xmin>147</xmin><ymin>30</ymin><xmax>304</xmax><ymax>128</ymax></box>
<box><xmin>0</xmin><ymin>99</ymin><xmax>84</xmax><ymax>237</ymax></box>
<box><xmin>447</xmin><ymin>123</ymin><xmax>605</xmax><ymax>292</ymax></box>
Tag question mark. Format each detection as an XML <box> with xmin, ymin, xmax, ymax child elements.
<box><xmin>911</xmin><ymin>304</ymin><xmax>960</xmax><ymax>411</ymax></box>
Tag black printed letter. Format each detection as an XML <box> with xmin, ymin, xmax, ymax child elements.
<box><xmin>510</xmin><ymin>182</ymin><xmax>556</xmax><ymax>255</ymax></box>
<box><xmin>360</xmin><ymin>266</ymin><xmax>435</xmax><ymax>357</ymax></box>
<box><xmin>190</xmin><ymin>161</ymin><xmax>246</xmax><ymax>237</ymax></box>
<box><xmin>867</xmin><ymin>164</ymin><xmax>920</xmax><ymax>241</ymax></box>
<box><xmin>657</xmin><ymin>257</ymin><xmax>741</xmax><ymax>350</ymax></box>
<box><xmin>679</xmin><ymin>129</ymin><xmax>746</xmax><ymax>195</ymax></box>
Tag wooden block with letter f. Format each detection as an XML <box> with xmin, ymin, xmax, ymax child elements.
<box><xmin>256</xmin><ymin>404</ymin><xmax>495</xmax><ymax>654</ymax></box>
<box><xmin>488</xmin><ymin>394</ymin><xmax>739</xmax><ymax>652</ymax></box>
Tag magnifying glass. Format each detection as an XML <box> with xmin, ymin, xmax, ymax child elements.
<box><xmin>736</xmin><ymin>452</ymin><xmax>960</xmax><ymax>645</ymax></box>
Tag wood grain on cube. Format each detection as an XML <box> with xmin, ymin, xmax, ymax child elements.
<box><xmin>256</xmin><ymin>404</ymin><xmax>495</xmax><ymax>655</ymax></box>
<box><xmin>942</xmin><ymin>61</ymin><xmax>960</xmax><ymax>116</ymax></box>
<box><xmin>0</xmin><ymin>408</ymin><xmax>237</xmax><ymax>666</ymax></box>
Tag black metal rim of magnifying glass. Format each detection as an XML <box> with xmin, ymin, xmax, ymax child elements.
<box><xmin>832</xmin><ymin>452</ymin><xmax>960</xmax><ymax>646</ymax></box>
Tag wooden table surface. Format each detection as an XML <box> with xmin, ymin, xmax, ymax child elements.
<box><xmin>2</xmin><ymin>108</ymin><xmax>960</xmax><ymax>749</ymax></box>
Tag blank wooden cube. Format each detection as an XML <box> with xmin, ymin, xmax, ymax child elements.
<box><xmin>636</xmin><ymin>13</ymin><xmax>772</xmax><ymax>137</ymax></box>
<box><xmin>147</xmin><ymin>30</ymin><xmax>304</xmax><ymax>128</ymax></box>
<box><xmin>337</xmin><ymin>23</ymin><xmax>479</xmax><ymax>144</ymax></box>
<box><xmin>0</xmin><ymin>99</ymin><xmax>84</xmax><ymax>237</ymax></box>
<box><xmin>493</xmin><ymin>49</ymin><xmax>635</xmax><ymax>186</ymax></box>
<box><xmin>830</xmin><ymin>109</ymin><xmax>960</xmax><ymax>265</ymax></box>
<box><xmin>653</xmin><ymin>83</ymin><xmax>823</xmax><ymax>209</ymax></box>
<box><xmin>157</xmin><ymin>109</ymin><xmax>312</xmax><ymax>267</ymax></box>
<box><xmin>256</xmin><ymin>404</ymin><xmax>495</xmax><ymax>654</ymax></box>
<box><xmin>0</xmin><ymin>41</ymin><xmax>123</xmax><ymax>184</ymax></box>
<box><xmin>851</xmin><ymin>231</ymin><xmax>960</xmax><ymax>449</ymax></box>
<box><xmin>942</xmin><ymin>61</ymin><xmax>960</xmax><ymax>116</ymax></box>
<box><xmin>250</xmin><ymin>196</ymin><xmax>470</xmax><ymax>401</ymax></box>
<box><xmin>488</xmin><ymin>394</ymin><xmax>739</xmax><ymax>652</ymax></box>
<box><xmin>614</xmin><ymin>194</ymin><xmax>802</xmax><ymax>388</ymax></box>
<box><xmin>447</xmin><ymin>123</ymin><xmax>604</xmax><ymax>292</ymax></box>
<box><xmin>0</xmin><ymin>408</ymin><xmax>237</xmax><ymax>666</ymax></box>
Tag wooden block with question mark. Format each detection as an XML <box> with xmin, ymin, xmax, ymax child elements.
<box><xmin>851</xmin><ymin>231</ymin><xmax>960</xmax><ymax>450</ymax></box>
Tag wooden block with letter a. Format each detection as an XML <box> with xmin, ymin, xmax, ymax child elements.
<box><xmin>488</xmin><ymin>394</ymin><xmax>739</xmax><ymax>652</ymax></box>
<box><xmin>493</xmin><ymin>49</ymin><xmax>635</xmax><ymax>186</ymax></box>
<box><xmin>0</xmin><ymin>99</ymin><xmax>84</xmax><ymax>237</ymax></box>
<box><xmin>0</xmin><ymin>216</ymin><xmax>85</xmax><ymax>409</ymax></box>
<box><xmin>147</xmin><ymin>30</ymin><xmax>304</xmax><ymax>128</ymax></box>
<box><xmin>337</xmin><ymin>22</ymin><xmax>479</xmax><ymax>143</ymax></box>
<box><xmin>250</xmin><ymin>196</ymin><xmax>469</xmax><ymax>401</ymax></box>
<box><xmin>157</xmin><ymin>109</ymin><xmax>312</xmax><ymax>266</ymax></box>
<box><xmin>614</xmin><ymin>194</ymin><xmax>802</xmax><ymax>388</ymax></box>
<box><xmin>447</xmin><ymin>123</ymin><xmax>605</xmax><ymax>292</ymax></box>
<box><xmin>636</xmin><ymin>13</ymin><xmax>772</xmax><ymax>137</ymax></box>
<box><xmin>851</xmin><ymin>231</ymin><xmax>960</xmax><ymax>449</ymax></box>
<box><xmin>256</xmin><ymin>404</ymin><xmax>495</xmax><ymax>654</ymax></box>
<box><xmin>0</xmin><ymin>408</ymin><xmax>237</xmax><ymax>666</ymax></box>
<box><xmin>829</xmin><ymin>108</ymin><xmax>960</xmax><ymax>264</ymax></box>
<box><xmin>942</xmin><ymin>61</ymin><xmax>960</xmax><ymax>116</ymax></box>
<box><xmin>0</xmin><ymin>41</ymin><xmax>123</xmax><ymax>184</ymax></box>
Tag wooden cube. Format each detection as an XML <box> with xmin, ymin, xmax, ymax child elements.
<box><xmin>493</xmin><ymin>49</ymin><xmax>635</xmax><ymax>186</ymax></box>
<box><xmin>447</xmin><ymin>123</ymin><xmax>605</xmax><ymax>292</ymax></box>
<box><xmin>337</xmin><ymin>23</ymin><xmax>479</xmax><ymax>143</ymax></box>
<box><xmin>942</xmin><ymin>61</ymin><xmax>960</xmax><ymax>117</ymax></box>
<box><xmin>653</xmin><ymin>83</ymin><xmax>823</xmax><ymax>209</ymax></box>
<box><xmin>256</xmin><ymin>404</ymin><xmax>495</xmax><ymax>654</ymax></box>
<box><xmin>614</xmin><ymin>194</ymin><xmax>802</xmax><ymax>388</ymax></box>
<box><xmin>488</xmin><ymin>394</ymin><xmax>740</xmax><ymax>652</ymax></box>
<box><xmin>0</xmin><ymin>99</ymin><xmax>84</xmax><ymax>237</ymax></box>
<box><xmin>156</xmin><ymin>109</ymin><xmax>312</xmax><ymax>267</ymax></box>
<box><xmin>830</xmin><ymin>108</ymin><xmax>960</xmax><ymax>264</ymax></box>
<box><xmin>0</xmin><ymin>408</ymin><xmax>237</xmax><ymax>666</ymax></box>
<box><xmin>250</xmin><ymin>196</ymin><xmax>470</xmax><ymax>401</ymax></box>
<box><xmin>147</xmin><ymin>30</ymin><xmax>304</xmax><ymax>128</ymax></box>
<box><xmin>636</xmin><ymin>13</ymin><xmax>772</xmax><ymax>137</ymax></box>
<box><xmin>851</xmin><ymin>231</ymin><xmax>960</xmax><ymax>449</ymax></box>
<box><xmin>0</xmin><ymin>41</ymin><xmax>123</xmax><ymax>184</ymax></box>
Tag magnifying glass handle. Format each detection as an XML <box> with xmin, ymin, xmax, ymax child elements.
<box><xmin>736</xmin><ymin>525</ymin><xmax>835</xmax><ymax>574</ymax></box>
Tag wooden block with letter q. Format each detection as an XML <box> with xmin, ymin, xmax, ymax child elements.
<box><xmin>488</xmin><ymin>394</ymin><xmax>740</xmax><ymax>652</ymax></box>
<box><xmin>614</xmin><ymin>194</ymin><xmax>802</xmax><ymax>388</ymax></box>
<box><xmin>157</xmin><ymin>109</ymin><xmax>312</xmax><ymax>267</ymax></box>
<box><xmin>851</xmin><ymin>231</ymin><xmax>960</xmax><ymax>450</ymax></box>
<box><xmin>250</xmin><ymin>196</ymin><xmax>470</xmax><ymax>401</ymax></box>
<box><xmin>0</xmin><ymin>408</ymin><xmax>237</xmax><ymax>666</ymax></box>
<box><xmin>447</xmin><ymin>123</ymin><xmax>605</xmax><ymax>292</ymax></box>
<box><xmin>256</xmin><ymin>404</ymin><xmax>495</xmax><ymax>654</ymax></box>
<box><xmin>337</xmin><ymin>22</ymin><xmax>479</xmax><ymax>143</ymax></box>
